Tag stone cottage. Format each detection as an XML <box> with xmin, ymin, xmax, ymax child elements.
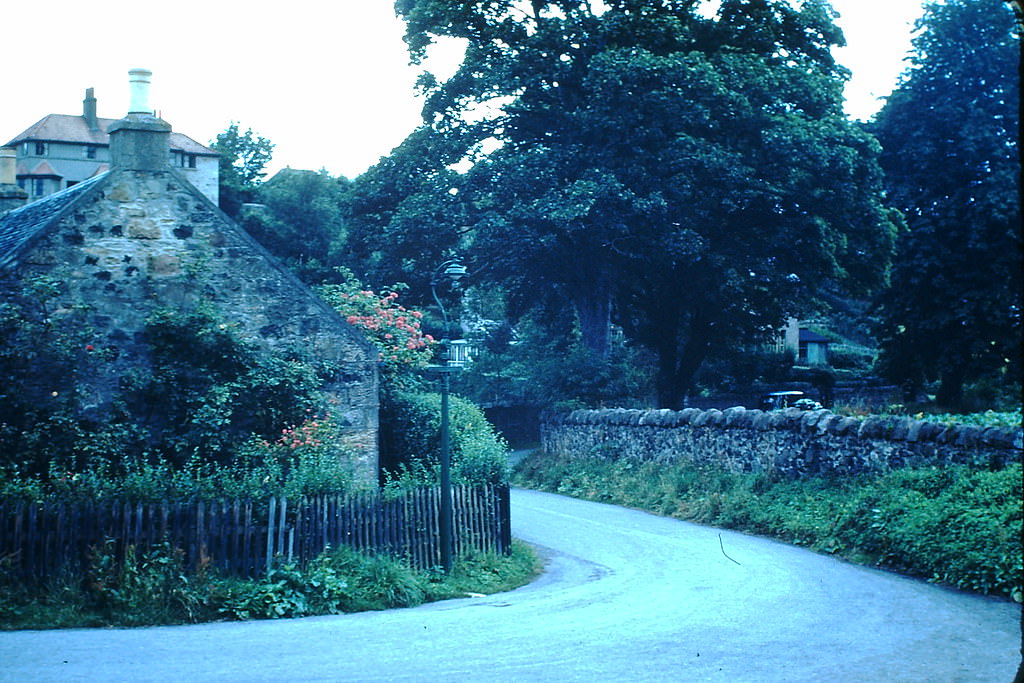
<box><xmin>0</xmin><ymin>70</ymin><xmax>379</xmax><ymax>482</ymax></box>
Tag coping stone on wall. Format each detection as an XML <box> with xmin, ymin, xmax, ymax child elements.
<box><xmin>888</xmin><ymin>416</ymin><xmax>907</xmax><ymax>441</ymax></box>
<box><xmin>752</xmin><ymin>410</ymin><xmax>774</xmax><ymax>430</ymax></box>
<box><xmin>679</xmin><ymin>408</ymin><xmax>702</xmax><ymax>425</ymax></box>
<box><xmin>955</xmin><ymin>425</ymin><xmax>983</xmax><ymax>447</ymax></box>
<box><xmin>857</xmin><ymin>416</ymin><xmax>886</xmax><ymax>439</ymax></box>
<box><xmin>722</xmin><ymin>405</ymin><xmax>747</xmax><ymax>427</ymax></box>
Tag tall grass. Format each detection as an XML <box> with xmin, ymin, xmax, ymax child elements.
<box><xmin>0</xmin><ymin>541</ymin><xmax>540</xmax><ymax>630</ymax></box>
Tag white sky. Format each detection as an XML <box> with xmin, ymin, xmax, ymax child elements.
<box><xmin>1</xmin><ymin>0</ymin><xmax>924</xmax><ymax>180</ymax></box>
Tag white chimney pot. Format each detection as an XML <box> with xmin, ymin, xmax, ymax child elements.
<box><xmin>127</xmin><ymin>68</ymin><xmax>154</xmax><ymax>114</ymax></box>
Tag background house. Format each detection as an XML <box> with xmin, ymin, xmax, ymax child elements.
<box><xmin>781</xmin><ymin>317</ymin><xmax>832</xmax><ymax>366</ymax></box>
<box><xmin>5</xmin><ymin>86</ymin><xmax>219</xmax><ymax>204</ymax></box>
<box><xmin>0</xmin><ymin>70</ymin><xmax>379</xmax><ymax>481</ymax></box>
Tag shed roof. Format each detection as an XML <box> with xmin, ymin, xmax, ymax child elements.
<box><xmin>799</xmin><ymin>328</ymin><xmax>832</xmax><ymax>344</ymax></box>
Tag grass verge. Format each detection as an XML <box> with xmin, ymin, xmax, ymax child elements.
<box><xmin>0</xmin><ymin>540</ymin><xmax>541</xmax><ymax>630</ymax></box>
<box><xmin>513</xmin><ymin>451</ymin><xmax>1022</xmax><ymax>602</ymax></box>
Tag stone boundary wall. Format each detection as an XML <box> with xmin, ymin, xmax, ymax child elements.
<box><xmin>541</xmin><ymin>407</ymin><xmax>1023</xmax><ymax>477</ymax></box>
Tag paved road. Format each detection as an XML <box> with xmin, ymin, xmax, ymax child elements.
<box><xmin>1</xmin><ymin>489</ymin><xmax>1020</xmax><ymax>682</ymax></box>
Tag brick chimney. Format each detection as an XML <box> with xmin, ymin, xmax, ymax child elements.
<box><xmin>0</xmin><ymin>146</ymin><xmax>28</xmax><ymax>214</ymax></box>
<box><xmin>83</xmin><ymin>87</ymin><xmax>99</xmax><ymax>131</ymax></box>
<box><xmin>107</xmin><ymin>68</ymin><xmax>172</xmax><ymax>172</ymax></box>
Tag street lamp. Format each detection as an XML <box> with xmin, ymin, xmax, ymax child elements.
<box><xmin>429</xmin><ymin>258</ymin><xmax>467</xmax><ymax>573</ymax></box>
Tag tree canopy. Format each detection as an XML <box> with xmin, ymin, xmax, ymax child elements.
<box><xmin>387</xmin><ymin>0</ymin><xmax>897</xmax><ymax>407</ymax></box>
<box><xmin>871</xmin><ymin>0</ymin><xmax>1021</xmax><ymax>407</ymax></box>
<box><xmin>240</xmin><ymin>168</ymin><xmax>351</xmax><ymax>283</ymax></box>
<box><xmin>211</xmin><ymin>123</ymin><xmax>275</xmax><ymax>217</ymax></box>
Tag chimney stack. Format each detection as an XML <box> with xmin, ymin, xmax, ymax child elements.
<box><xmin>83</xmin><ymin>87</ymin><xmax>99</xmax><ymax>131</ymax></box>
<box><xmin>108</xmin><ymin>68</ymin><xmax>172</xmax><ymax>172</ymax></box>
<box><xmin>0</xmin><ymin>147</ymin><xmax>28</xmax><ymax>214</ymax></box>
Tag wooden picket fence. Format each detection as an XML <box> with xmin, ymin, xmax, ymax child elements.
<box><xmin>0</xmin><ymin>484</ymin><xmax>511</xmax><ymax>581</ymax></box>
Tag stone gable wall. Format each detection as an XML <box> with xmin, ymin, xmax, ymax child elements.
<box><xmin>5</xmin><ymin>168</ymin><xmax>379</xmax><ymax>480</ymax></box>
<box><xmin>542</xmin><ymin>407</ymin><xmax>1022</xmax><ymax>477</ymax></box>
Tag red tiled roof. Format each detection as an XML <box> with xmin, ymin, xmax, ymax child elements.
<box><xmin>5</xmin><ymin>114</ymin><xmax>216</xmax><ymax>156</ymax></box>
<box><xmin>30</xmin><ymin>161</ymin><xmax>60</xmax><ymax>177</ymax></box>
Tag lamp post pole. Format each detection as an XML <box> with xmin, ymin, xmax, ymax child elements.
<box><xmin>439</xmin><ymin>365</ymin><xmax>453</xmax><ymax>573</ymax></box>
<box><xmin>430</xmin><ymin>258</ymin><xmax>467</xmax><ymax>573</ymax></box>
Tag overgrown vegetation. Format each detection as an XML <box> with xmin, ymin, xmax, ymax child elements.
<box><xmin>0</xmin><ymin>540</ymin><xmax>540</xmax><ymax>630</ymax></box>
<box><xmin>380</xmin><ymin>390</ymin><xmax>509</xmax><ymax>487</ymax></box>
<box><xmin>514</xmin><ymin>452</ymin><xmax>1022</xmax><ymax>601</ymax></box>
<box><xmin>0</xmin><ymin>277</ymin><xmax>343</xmax><ymax>482</ymax></box>
<box><xmin>317</xmin><ymin>270</ymin><xmax>511</xmax><ymax>486</ymax></box>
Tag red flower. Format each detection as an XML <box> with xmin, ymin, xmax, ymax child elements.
<box><xmin>85</xmin><ymin>344</ymin><xmax>95</xmax><ymax>352</ymax></box>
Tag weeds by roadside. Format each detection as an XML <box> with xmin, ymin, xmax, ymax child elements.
<box><xmin>0</xmin><ymin>540</ymin><xmax>540</xmax><ymax>630</ymax></box>
<box><xmin>514</xmin><ymin>451</ymin><xmax>1022</xmax><ymax>601</ymax></box>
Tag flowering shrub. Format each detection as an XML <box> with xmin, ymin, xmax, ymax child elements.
<box><xmin>318</xmin><ymin>269</ymin><xmax>436</xmax><ymax>385</ymax></box>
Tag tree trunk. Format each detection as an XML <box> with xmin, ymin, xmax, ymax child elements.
<box><xmin>936</xmin><ymin>366</ymin><xmax>965</xmax><ymax>409</ymax></box>
<box><xmin>572</xmin><ymin>286</ymin><xmax>612</xmax><ymax>359</ymax></box>
<box><xmin>654</xmin><ymin>310</ymin><xmax>712</xmax><ymax>409</ymax></box>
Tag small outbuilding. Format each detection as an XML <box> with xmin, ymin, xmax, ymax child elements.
<box><xmin>0</xmin><ymin>70</ymin><xmax>379</xmax><ymax>482</ymax></box>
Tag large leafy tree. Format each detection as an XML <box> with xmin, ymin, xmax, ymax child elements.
<box><xmin>396</xmin><ymin>0</ymin><xmax>896</xmax><ymax>407</ymax></box>
<box><xmin>345</xmin><ymin>126</ymin><xmax>468</xmax><ymax>299</ymax></box>
<box><xmin>871</xmin><ymin>0</ymin><xmax>1021</xmax><ymax>407</ymax></box>
<box><xmin>241</xmin><ymin>169</ymin><xmax>351</xmax><ymax>283</ymax></box>
<box><xmin>211</xmin><ymin>123</ymin><xmax>275</xmax><ymax>218</ymax></box>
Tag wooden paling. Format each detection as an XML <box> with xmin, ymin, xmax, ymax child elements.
<box><xmin>0</xmin><ymin>485</ymin><xmax>511</xmax><ymax>581</ymax></box>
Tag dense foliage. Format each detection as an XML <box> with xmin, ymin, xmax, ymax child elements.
<box><xmin>0</xmin><ymin>540</ymin><xmax>539</xmax><ymax>629</ymax></box>
<box><xmin>0</xmin><ymin>277</ymin><xmax>349</xmax><ymax>487</ymax></box>
<box><xmin>240</xmin><ymin>169</ymin><xmax>352</xmax><ymax>283</ymax></box>
<box><xmin>515</xmin><ymin>453</ymin><xmax>1023</xmax><ymax>601</ymax></box>
<box><xmin>871</xmin><ymin>0</ymin><xmax>1021</xmax><ymax>408</ymax></box>
<box><xmin>381</xmin><ymin>390</ymin><xmax>510</xmax><ymax>486</ymax></box>
<box><xmin>373</xmin><ymin>0</ymin><xmax>898</xmax><ymax>408</ymax></box>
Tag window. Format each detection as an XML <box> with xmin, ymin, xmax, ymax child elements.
<box><xmin>33</xmin><ymin>178</ymin><xmax>45</xmax><ymax>196</ymax></box>
<box><xmin>187</xmin><ymin>154</ymin><xmax>196</xmax><ymax>169</ymax></box>
<box><xmin>85</xmin><ymin>146</ymin><xmax>97</xmax><ymax>159</ymax></box>
<box><xmin>34</xmin><ymin>142</ymin><xmax>47</xmax><ymax>155</ymax></box>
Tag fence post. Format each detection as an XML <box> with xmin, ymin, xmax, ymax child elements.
<box><xmin>265</xmin><ymin>496</ymin><xmax>276</xmax><ymax>572</ymax></box>
<box><xmin>497</xmin><ymin>484</ymin><xmax>512</xmax><ymax>555</ymax></box>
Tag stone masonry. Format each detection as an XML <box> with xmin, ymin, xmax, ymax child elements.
<box><xmin>0</xmin><ymin>99</ymin><xmax>379</xmax><ymax>482</ymax></box>
<box><xmin>542</xmin><ymin>406</ymin><xmax>1023</xmax><ymax>478</ymax></box>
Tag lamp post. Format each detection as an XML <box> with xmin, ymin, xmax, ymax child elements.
<box><xmin>430</xmin><ymin>258</ymin><xmax>467</xmax><ymax>573</ymax></box>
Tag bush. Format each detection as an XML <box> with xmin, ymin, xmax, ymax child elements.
<box><xmin>380</xmin><ymin>390</ymin><xmax>509</xmax><ymax>486</ymax></box>
<box><xmin>514</xmin><ymin>452</ymin><xmax>1023</xmax><ymax>601</ymax></box>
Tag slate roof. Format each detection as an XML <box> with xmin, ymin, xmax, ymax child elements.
<box><xmin>799</xmin><ymin>328</ymin><xmax>832</xmax><ymax>344</ymax></box>
<box><xmin>0</xmin><ymin>172</ymin><xmax>109</xmax><ymax>269</ymax></box>
<box><xmin>6</xmin><ymin>114</ymin><xmax>216</xmax><ymax>156</ymax></box>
